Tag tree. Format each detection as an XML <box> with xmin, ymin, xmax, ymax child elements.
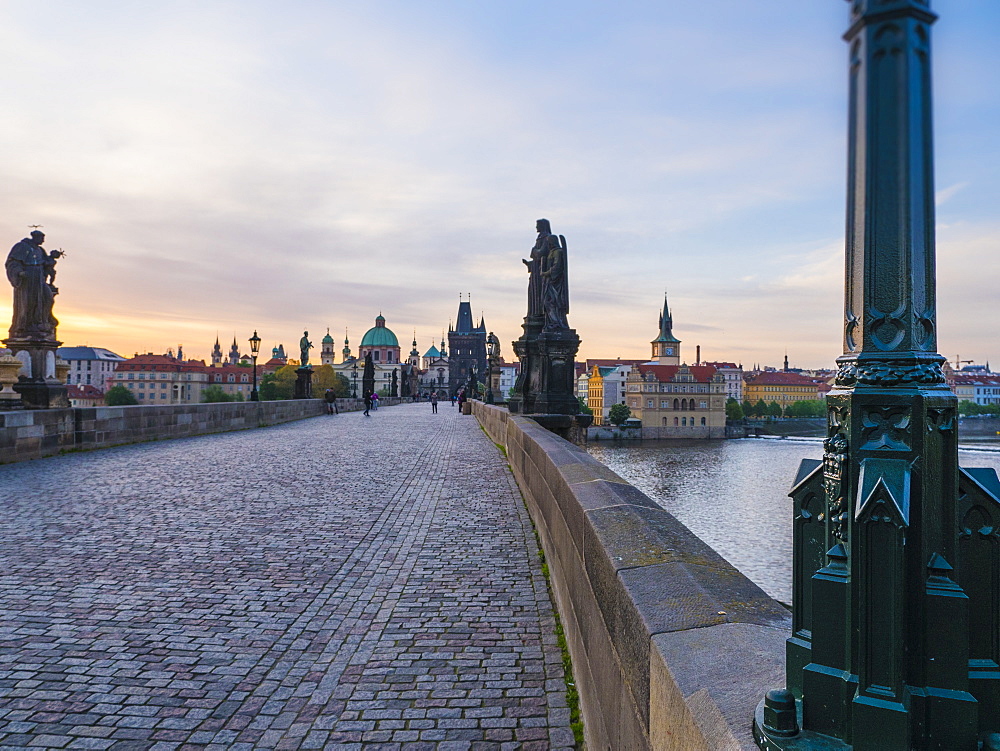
<box><xmin>105</xmin><ymin>385</ymin><xmax>138</xmax><ymax>406</ymax></box>
<box><xmin>742</xmin><ymin>399</ymin><xmax>754</xmax><ymax>419</ymax></box>
<box><xmin>329</xmin><ymin>373</ymin><xmax>351</xmax><ymax>397</ymax></box>
<box><xmin>959</xmin><ymin>400</ymin><xmax>982</xmax><ymax>417</ymax></box>
<box><xmin>577</xmin><ymin>397</ymin><xmax>593</xmax><ymax>415</ymax></box>
<box><xmin>311</xmin><ymin>364</ymin><xmax>338</xmax><ymax>391</ymax></box>
<box><xmin>201</xmin><ymin>385</ymin><xmax>234</xmax><ymax>403</ymax></box>
<box><xmin>786</xmin><ymin>399</ymin><xmax>826</xmax><ymax>418</ymax></box>
<box><xmin>767</xmin><ymin>401</ymin><xmax>784</xmax><ymax>419</ymax></box>
<box><xmin>755</xmin><ymin>399</ymin><xmax>768</xmax><ymax>419</ymax></box>
<box><xmin>725</xmin><ymin>397</ymin><xmax>744</xmax><ymax>421</ymax></box>
<box><xmin>608</xmin><ymin>403</ymin><xmax>631</xmax><ymax>426</ymax></box>
<box><xmin>258</xmin><ymin>373</ymin><xmax>278</xmax><ymax>401</ymax></box>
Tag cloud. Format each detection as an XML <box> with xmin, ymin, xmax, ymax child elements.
<box><xmin>0</xmin><ymin>1</ymin><xmax>995</xmax><ymax>371</ymax></box>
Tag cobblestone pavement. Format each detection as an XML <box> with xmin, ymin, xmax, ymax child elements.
<box><xmin>0</xmin><ymin>403</ymin><xmax>573</xmax><ymax>750</ymax></box>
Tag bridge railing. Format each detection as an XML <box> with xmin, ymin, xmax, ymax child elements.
<box><xmin>472</xmin><ymin>401</ymin><xmax>789</xmax><ymax>750</ymax></box>
<box><xmin>0</xmin><ymin>399</ymin><xmax>328</xmax><ymax>464</ymax></box>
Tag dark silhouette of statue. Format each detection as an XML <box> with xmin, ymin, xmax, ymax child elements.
<box><xmin>541</xmin><ymin>232</ymin><xmax>569</xmax><ymax>331</ymax></box>
<box><xmin>523</xmin><ymin>219</ymin><xmax>554</xmax><ymax>319</ymax></box>
<box><xmin>362</xmin><ymin>352</ymin><xmax>375</xmax><ymax>399</ymax></box>
<box><xmin>299</xmin><ymin>331</ymin><xmax>313</xmax><ymax>367</ymax></box>
<box><xmin>6</xmin><ymin>230</ymin><xmax>59</xmax><ymax>340</ymax></box>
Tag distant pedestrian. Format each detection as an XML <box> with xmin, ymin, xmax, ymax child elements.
<box><xmin>451</xmin><ymin>394</ymin><xmax>456</xmax><ymax>407</ymax></box>
<box><xmin>372</xmin><ymin>393</ymin><xmax>379</xmax><ymax>411</ymax></box>
<box><xmin>324</xmin><ymin>388</ymin><xmax>338</xmax><ymax>415</ymax></box>
<box><xmin>431</xmin><ymin>392</ymin><xmax>438</xmax><ymax>414</ymax></box>
<box><xmin>363</xmin><ymin>392</ymin><xmax>372</xmax><ymax>416</ymax></box>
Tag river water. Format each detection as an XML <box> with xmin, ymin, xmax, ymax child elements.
<box><xmin>586</xmin><ymin>437</ymin><xmax>1000</xmax><ymax>604</ymax></box>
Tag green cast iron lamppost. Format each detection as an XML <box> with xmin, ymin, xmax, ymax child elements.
<box><xmin>754</xmin><ymin>2</ymin><xmax>1000</xmax><ymax>749</ymax></box>
<box><xmin>249</xmin><ymin>330</ymin><xmax>261</xmax><ymax>402</ymax></box>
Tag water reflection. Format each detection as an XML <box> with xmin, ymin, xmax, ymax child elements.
<box><xmin>587</xmin><ymin>437</ymin><xmax>1000</xmax><ymax>605</ymax></box>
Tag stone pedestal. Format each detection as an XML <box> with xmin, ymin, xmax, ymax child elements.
<box><xmin>294</xmin><ymin>367</ymin><xmax>313</xmax><ymax>399</ymax></box>
<box><xmin>2</xmin><ymin>337</ymin><xmax>68</xmax><ymax>409</ymax></box>
<box><xmin>508</xmin><ymin>316</ymin><xmax>543</xmax><ymax>414</ymax></box>
<box><xmin>531</xmin><ymin>328</ymin><xmax>581</xmax><ymax>416</ymax></box>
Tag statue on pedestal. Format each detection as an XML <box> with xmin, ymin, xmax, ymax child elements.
<box><xmin>509</xmin><ymin>218</ymin><xmax>581</xmax><ymax>423</ymax></box>
<box><xmin>6</xmin><ymin>230</ymin><xmax>59</xmax><ymax>341</ymax></box>
<box><xmin>3</xmin><ymin>229</ymin><xmax>69</xmax><ymax>409</ymax></box>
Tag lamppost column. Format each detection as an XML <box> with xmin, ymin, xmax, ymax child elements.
<box><xmin>839</xmin><ymin>0</ymin><xmax>942</xmax><ymax>377</ymax></box>
<box><xmin>754</xmin><ymin>3</ymin><xmax>995</xmax><ymax>749</ymax></box>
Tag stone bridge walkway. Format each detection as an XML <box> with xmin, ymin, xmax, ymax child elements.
<box><xmin>0</xmin><ymin>403</ymin><xmax>573</xmax><ymax>750</ymax></box>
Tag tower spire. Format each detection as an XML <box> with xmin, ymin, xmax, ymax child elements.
<box><xmin>651</xmin><ymin>291</ymin><xmax>681</xmax><ymax>364</ymax></box>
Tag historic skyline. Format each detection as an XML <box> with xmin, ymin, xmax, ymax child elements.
<box><xmin>2</xmin><ymin>1</ymin><xmax>997</xmax><ymax>369</ymax></box>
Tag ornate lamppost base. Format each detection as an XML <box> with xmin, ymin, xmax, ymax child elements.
<box><xmin>752</xmin><ymin>696</ymin><xmax>847</xmax><ymax>751</ymax></box>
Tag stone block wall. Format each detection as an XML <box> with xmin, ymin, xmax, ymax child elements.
<box><xmin>472</xmin><ymin>402</ymin><xmax>789</xmax><ymax>750</ymax></box>
<box><xmin>0</xmin><ymin>399</ymin><xmax>327</xmax><ymax>464</ymax></box>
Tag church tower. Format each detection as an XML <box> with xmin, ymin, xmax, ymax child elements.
<box><xmin>342</xmin><ymin>329</ymin><xmax>352</xmax><ymax>363</ymax></box>
<box><xmin>651</xmin><ymin>294</ymin><xmax>681</xmax><ymax>365</ymax></box>
<box><xmin>228</xmin><ymin>337</ymin><xmax>240</xmax><ymax>365</ymax></box>
<box><xmin>409</xmin><ymin>331</ymin><xmax>420</xmax><ymax>368</ymax></box>
<box><xmin>321</xmin><ymin>328</ymin><xmax>335</xmax><ymax>366</ymax></box>
<box><xmin>211</xmin><ymin>336</ymin><xmax>223</xmax><ymax>367</ymax></box>
<box><xmin>448</xmin><ymin>296</ymin><xmax>487</xmax><ymax>394</ymax></box>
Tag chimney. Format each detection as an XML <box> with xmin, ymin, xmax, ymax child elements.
<box><xmin>696</xmin><ymin>345</ymin><xmax>701</xmax><ymax>365</ymax></box>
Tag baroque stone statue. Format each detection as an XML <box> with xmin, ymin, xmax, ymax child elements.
<box><xmin>523</xmin><ymin>219</ymin><xmax>553</xmax><ymax>319</ymax></box>
<box><xmin>541</xmin><ymin>233</ymin><xmax>569</xmax><ymax>331</ymax></box>
<box><xmin>299</xmin><ymin>331</ymin><xmax>313</xmax><ymax>367</ymax></box>
<box><xmin>6</xmin><ymin>230</ymin><xmax>59</xmax><ymax>341</ymax></box>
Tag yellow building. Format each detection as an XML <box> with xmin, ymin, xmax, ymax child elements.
<box><xmin>743</xmin><ymin>371</ymin><xmax>821</xmax><ymax>411</ymax></box>
<box><xmin>588</xmin><ymin>365</ymin><xmax>622</xmax><ymax>426</ymax></box>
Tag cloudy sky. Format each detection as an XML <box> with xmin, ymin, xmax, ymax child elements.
<box><xmin>2</xmin><ymin>0</ymin><xmax>997</xmax><ymax>369</ymax></box>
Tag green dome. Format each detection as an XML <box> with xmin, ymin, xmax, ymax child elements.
<box><xmin>360</xmin><ymin>315</ymin><xmax>399</xmax><ymax>347</ymax></box>
<box><xmin>322</xmin><ymin>329</ymin><xmax>334</xmax><ymax>344</ymax></box>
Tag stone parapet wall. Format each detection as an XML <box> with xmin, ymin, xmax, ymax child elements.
<box><xmin>0</xmin><ymin>400</ymin><xmax>327</xmax><ymax>464</ymax></box>
<box><xmin>472</xmin><ymin>402</ymin><xmax>789</xmax><ymax>750</ymax></box>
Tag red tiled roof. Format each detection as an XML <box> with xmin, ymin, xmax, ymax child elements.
<box><xmin>746</xmin><ymin>371</ymin><xmax>820</xmax><ymax>386</ymax></box>
<box><xmin>635</xmin><ymin>364</ymin><xmax>718</xmax><ymax>382</ymax></box>
<box><xmin>702</xmin><ymin>361</ymin><xmax>739</xmax><ymax>369</ymax></box>
<box><xmin>67</xmin><ymin>384</ymin><xmax>104</xmax><ymax>398</ymax></box>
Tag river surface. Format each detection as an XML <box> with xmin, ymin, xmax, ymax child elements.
<box><xmin>586</xmin><ymin>437</ymin><xmax>1000</xmax><ymax>604</ymax></box>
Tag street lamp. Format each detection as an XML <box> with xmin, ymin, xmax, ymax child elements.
<box><xmin>486</xmin><ymin>332</ymin><xmax>500</xmax><ymax>405</ymax></box>
<box><xmin>351</xmin><ymin>362</ymin><xmax>358</xmax><ymax>398</ymax></box>
<box><xmin>248</xmin><ymin>330</ymin><xmax>261</xmax><ymax>401</ymax></box>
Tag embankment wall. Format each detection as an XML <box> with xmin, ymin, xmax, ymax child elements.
<box><xmin>473</xmin><ymin>401</ymin><xmax>789</xmax><ymax>750</ymax></box>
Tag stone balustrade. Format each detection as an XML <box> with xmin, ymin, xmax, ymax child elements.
<box><xmin>472</xmin><ymin>401</ymin><xmax>789</xmax><ymax>750</ymax></box>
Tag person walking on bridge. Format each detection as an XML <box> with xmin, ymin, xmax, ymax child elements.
<box><xmin>363</xmin><ymin>392</ymin><xmax>372</xmax><ymax>417</ymax></box>
<box><xmin>431</xmin><ymin>392</ymin><xmax>438</xmax><ymax>414</ymax></box>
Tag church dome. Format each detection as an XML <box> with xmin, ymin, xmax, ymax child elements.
<box><xmin>360</xmin><ymin>314</ymin><xmax>399</xmax><ymax>348</ymax></box>
<box><xmin>322</xmin><ymin>329</ymin><xmax>334</xmax><ymax>344</ymax></box>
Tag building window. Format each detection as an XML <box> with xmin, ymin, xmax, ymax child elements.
<box><xmin>701</xmin><ymin>417</ymin><xmax>706</xmax><ymax>426</ymax></box>
<box><xmin>674</xmin><ymin>417</ymin><xmax>679</xmax><ymax>426</ymax></box>
<box><xmin>700</xmin><ymin>400</ymin><xmax>708</xmax><ymax>409</ymax></box>
<box><xmin>647</xmin><ymin>399</ymin><xmax>653</xmax><ymax>408</ymax></box>
<box><xmin>373</xmin><ymin>351</ymin><xmax>380</xmax><ymax>361</ymax></box>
